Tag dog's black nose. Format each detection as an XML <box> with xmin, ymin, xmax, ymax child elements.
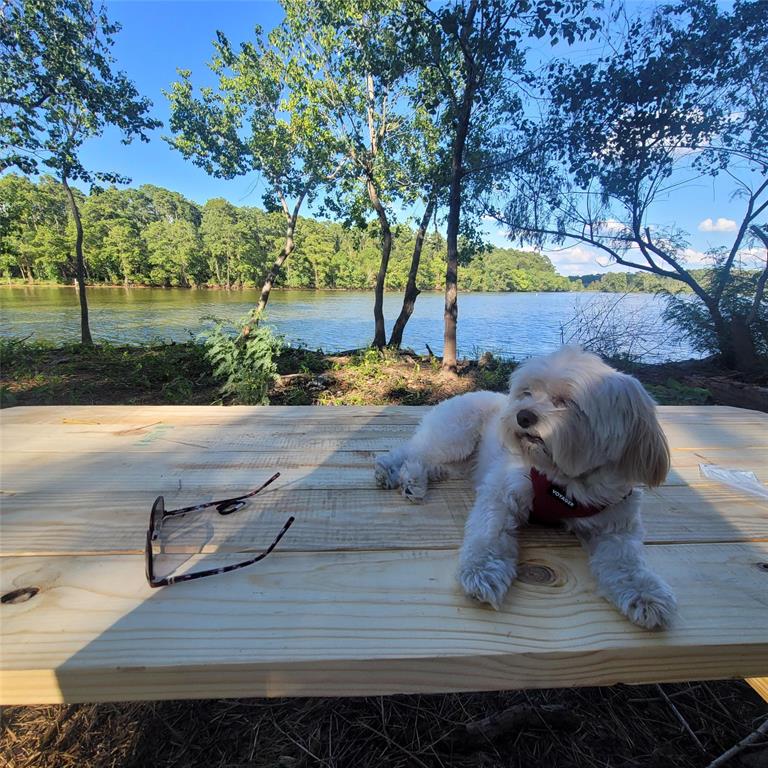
<box><xmin>516</xmin><ymin>409</ymin><xmax>538</xmax><ymax>429</ymax></box>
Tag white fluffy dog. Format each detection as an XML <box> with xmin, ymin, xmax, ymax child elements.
<box><xmin>375</xmin><ymin>346</ymin><xmax>676</xmax><ymax>630</ymax></box>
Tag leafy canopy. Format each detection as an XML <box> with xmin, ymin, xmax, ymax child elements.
<box><xmin>1</xmin><ymin>0</ymin><xmax>160</xmax><ymax>182</ymax></box>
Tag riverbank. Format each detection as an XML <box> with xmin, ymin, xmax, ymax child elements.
<box><xmin>2</xmin><ymin>339</ymin><xmax>766</xmax><ymax>411</ymax></box>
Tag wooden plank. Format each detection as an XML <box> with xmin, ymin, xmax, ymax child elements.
<box><xmin>0</xmin><ymin>405</ymin><xmax>424</xmax><ymax>431</ymax></box>
<box><xmin>3</xmin><ymin>406</ymin><xmax>767</xmax><ymax>457</ymax></box>
<box><xmin>2</xmin><ymin>542</ymin><xmax>767</xmax><ymax>704</ymax></box>
<box><xmin>1</xmin><ymin>435</ymin><xmax>766</xmax><ymax>556</ymax></box>
<box><xmin>746</xmin><ymin>678</ymin><xmax>768</xmax><ymax>703</ymax></box>
<box><xmin>3</xmin><ymin>403</ymin><xmax>760</xmax><ymax>426</ymax></box>
<box><xmin>1</xmin><ymin>480</ymin><xmax>767</xmax><ymax>557</ymax></box>
<box><xmin>4</xmin><ymin>422</ymin><xmax>767</xmax><ymax>454</ymax></box>
<box><xmin>3</xmin><ymin>443</ymin><xmax>768</xmax><ymax>492</ymax></box>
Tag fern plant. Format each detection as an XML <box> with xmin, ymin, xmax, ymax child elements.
<box><xmin>202</xmin><ymin>316</ymin><xmax>282</xmax><ymax>404</ymax></box>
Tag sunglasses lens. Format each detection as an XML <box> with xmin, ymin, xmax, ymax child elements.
<box><xmin>150</xmin><ymin>497</ymin><xmax>164</xmax><ymax>537</ymax></box>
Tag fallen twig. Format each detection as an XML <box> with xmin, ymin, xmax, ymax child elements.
<box><xmin>704</xmin><ymin>718</ymin><xmax>768</xmax><ymax>768</ymax></box>
<box><xmin>459</xmin><ymin>703</ymin><xmax>578</xmax><ymax>745</ymax></box>
<box><xmin>656</xmin><ymin>684</ymin><xmax>706</xmax><ymax>752</ymax></box>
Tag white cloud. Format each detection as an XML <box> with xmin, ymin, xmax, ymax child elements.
<box><xmin>698</xmin><ymin>217</ymin><xmax>737</xmax><ymax>233</ymax></box>
<box><xmin>543</xmin><ymin>245</ymin><xmax>625</xmax><ymax>276</ymax></box>
<box><xmin>681</xmin><ymin>248</ymin><xmax>710</xmax><ymax>267</ymax></box>
<box><xmin>599</xmin><ymin>219</ymin><xmax>625</xmax><ymax>233</ymax></box>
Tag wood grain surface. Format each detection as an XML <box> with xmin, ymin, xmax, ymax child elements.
<box><xmin>1</xmin><ymin>405</ymin><xmax>767</xmax><ymax>704</ymax></box>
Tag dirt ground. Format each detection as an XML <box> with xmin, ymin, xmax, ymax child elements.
<box><xmin>3</xmin><ymin>341</ymin><xmax>766</xmax><ymax>412</ymax></box>
<box><xmin>2</xmin><ymin>683</ymin><xmax>767</xmax><ymax>768</ymax></box>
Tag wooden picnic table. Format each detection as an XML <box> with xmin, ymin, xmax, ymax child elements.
<box><xmin>1</xmin><ymin>404</ymin><xmax>767</xmax><ymax>705</ymax></box>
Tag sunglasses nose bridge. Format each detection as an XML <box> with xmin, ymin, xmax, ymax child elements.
<box><xmin>216</xmin><ymin>499</ymin><xmax>247</xmax><ymax>516</ymax></box>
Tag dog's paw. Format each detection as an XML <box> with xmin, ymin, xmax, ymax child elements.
<box><xmin>458</xmin><ymin>555</ymin><xmax>516</xmax><ymax>610</ymax></box>
<box><xmin>428</xmin><ymin>464</ymin><xmax>450</xmax><ymax>481</ymax></box>
<box><xmin>399</xmin><ymin>460</ymin><xmax>428</xmax><ymax>503</ymax></box>
<box><xmin>622</xmin><ymin>584</ymin><xmax>677</xmax><ymax>630</ymax></box>
<box><xmin>374</xmin><ymin>454</ymin><xmax>402</xmax><ymax>489</ymax></box>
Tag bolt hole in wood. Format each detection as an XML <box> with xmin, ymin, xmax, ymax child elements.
<box><xmin>1</xmin><ymin>587</ymin><xmax>39</xmax><ymax>604</ymax></box>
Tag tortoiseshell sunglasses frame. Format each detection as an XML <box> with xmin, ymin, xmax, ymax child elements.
<box><xmin>145</xmin><ymin>472</ymin><xmax>294</xmax><ymax>588</ymax></box>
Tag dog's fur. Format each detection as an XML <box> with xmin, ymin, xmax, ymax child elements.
<box><xmin>375</xmin><ymin>346</ymin><xmax>676</xmax><ymax>630</ymax></box>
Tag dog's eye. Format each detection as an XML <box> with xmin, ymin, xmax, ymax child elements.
<box><xmin>552</xmin><ymin>396</ymin><xmax>568</xmax><ymax>408</ymax></box>
<box><xmin>520</xmin><ymin>390</ymin><xmax>532</xmax><ymax>398</ymax></box>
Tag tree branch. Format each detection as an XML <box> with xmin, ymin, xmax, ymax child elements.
<box><xmin>715</xmin><ymin>177</ymin><xmax>768</xmax><ymax>304</ymax></box>
<box><xmin>747</xmin><ymin>224</ymin><xmax>768</xmax><ymax>325</ymax></box>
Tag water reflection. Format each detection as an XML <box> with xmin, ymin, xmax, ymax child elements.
<box><xmin>0</xmin><ymin>286</ymin><xmax>698</xmax><ymax>362</ymax></box>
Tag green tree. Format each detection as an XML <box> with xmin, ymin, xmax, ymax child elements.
<box><xmin>0</xmin><ymin>174</ymin><xmax>73</xmax><ymax>281</ymax></box>
<box><xmin>140</xmin><ymin>185</ymin><xmax>201</xmax><ymax>228</ymax></box>
<box><xmin>276</xmin><ymin>0</ymin><xmax>423</xmax><ymax>348</ymax></box>
<box><xmin>82</xmin><ymin>186</ymin><xmax>151</xmax><ymax>283</ymax></box>
<box><xmin>145</xmin><ymin>219</ymin><xmax>204</xmax><ymax>287</ymax></box>
<box><xmin>403</xmin><ymin>0</ymin><xmax>598</xmax><ymax>370</ymax></box>
<box><xmin>388</xmin><ymin>104</ymin><xmax>447</xmax><ymax>347</ymax></box>
<box><xmin>100</xmin><ymin>222</ymin><xmax>147</xmax><ymax>285</ymax></box>
<box><xmin>502</xmin><ymin>0</ymin><xmax>767</xmax><ymax>370</ymax></box>
<box><xmin>1</xmin><ymin>0</ymin><xmax>160</xmax><ymax>343</ymax></box>
<box><xmin>201</xmin><ymin>199</ymin><xmax>241</xmax><ymax>288</ymax></box>
<box><xmin>167</xmin><ymin>23</ymin><xmax>339</xmax><ymax>316</ymax></box>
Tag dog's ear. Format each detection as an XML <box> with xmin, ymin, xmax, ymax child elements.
<box><xmin>498</xmin><ymin>405</ymin><xmax>520</xmax><ymax>453</ymax></box>
<box><xmin>507</xmin><ymin>360</ymin><xmax>527</xmax><ymax>394</ymax></box>
<box><xmin>609</xmin><ymin>374</ymin><xmax>670</xmax><ymax>487</ymax></box>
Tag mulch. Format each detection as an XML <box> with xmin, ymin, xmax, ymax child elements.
<box><xmin>2</xmin><ymin>682</ymin><xmax>767</xmax><ymax>768</ymax></box>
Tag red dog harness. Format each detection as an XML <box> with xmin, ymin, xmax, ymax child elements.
<box><xmin>529</xmin><ymin>468</ymin><xmax>606</xmax><ymax>525</ymax></box>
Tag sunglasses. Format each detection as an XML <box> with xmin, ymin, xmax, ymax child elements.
<box><xmin>145</xmin><ymin>472</ymin><xmax>294</xmax><ymax>588</ymax></box>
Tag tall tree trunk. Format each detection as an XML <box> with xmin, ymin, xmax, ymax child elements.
<box><xmin>444</xmin><ymin>83</ymin><xmax>475</xmax><ymax>371</ymax></box>
<box><xmin>254</xmin><ymin>222</ymin><xmax>296</xmax><ymax>316</ymax></box>
<box><xmin>253</xmin><ymin>189</ymin><xmax>307</xmax><ymax>318</ymax></box>
<box><xmin>726</xmin><ymin>316</ymin><xmax>760</xmax><ymax>372</ymax></box>
<box><xmin>389</xmin><ymin>196</ymin><xmax>436</xmax><ymax>348</ymax></box>
<box><xmin>704</xmin><ymin>295</ymin><xmax>761</xmax><ymax>371</ymax></box>
<box><xmin>443</xmin><ymin>2</ymin><xmax>478</xmax><ymax>372</ymax></box>
<box><xmin>363</xmin><ymin>69</ymin><xmax>392</xmax><ymax>350</ymax></box>
<box><xmin>369</xmin><ymin>177</ymin><xmax>392</xmax><ymax>349</ymax></box>
<box><xmin>61</xmin><ymin>175</ymin><xmax>93</xmax><ymax>346</ymax></box>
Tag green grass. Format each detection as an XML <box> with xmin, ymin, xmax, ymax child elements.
<box><xmin>645</xmin><ymin>378</ymin><xmax>712</xmax><ymax>405</ymax></box>
<box><xmin>0</xmin><ymin>338</ymin><xmax>725</xmax><ymax>409</ymax></box>
<box><xmin>0</xmin><ymin>338</ymin><xmax>217</xmax><ymax>407</ymax></box>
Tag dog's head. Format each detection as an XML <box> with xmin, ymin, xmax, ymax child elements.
<box><xmin>500</xmin><ymin>346</ymin><xmax>669</xmax><ymax>487</ymax></box>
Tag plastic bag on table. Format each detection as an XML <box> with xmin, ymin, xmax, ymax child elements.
<box><xmin>699</xmin><ymin>464</ymin><xmax>768</xmax><ymax>501</ymax></box>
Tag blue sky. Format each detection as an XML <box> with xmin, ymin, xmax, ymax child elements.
<box><xmin>74</xmin><ymin>0</ymin><xmax>753</xmax><ymax>277</ymax></box>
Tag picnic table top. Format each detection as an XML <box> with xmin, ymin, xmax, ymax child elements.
<box><xmin>1</xmin><ymin>404</ymin><xmax>767</xmax><ymax>705</ymax></box>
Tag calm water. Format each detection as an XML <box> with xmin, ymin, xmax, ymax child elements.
<box><xmin>0</xmin><ymin>285</ymin><xmax>697</xmax><ymax>362</ymax></box>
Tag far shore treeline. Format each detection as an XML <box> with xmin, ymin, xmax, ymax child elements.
<box><xmin>0</xmin><ymin>175</ymin><xmax>684</xmax><ymax>295</ymax></box>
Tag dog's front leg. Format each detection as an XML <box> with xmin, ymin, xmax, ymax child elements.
<box><xmin>458</xmin><ymin>467</ymin><xmax>532</xmax><ymax>609</ymax></box>
<box><xmin>579</xmin><ymin>528</ymin><xmax>677</xmax><ymax>630</ymax></box>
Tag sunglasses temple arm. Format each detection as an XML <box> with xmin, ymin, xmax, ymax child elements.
<box><xmin>163</xmin><ymin>472</ymin><xmax>281</xmax><ymax>517</ymax></box>
<box><xmin>154</xmin><ymin>516</ymin><xmax>295</xmax><ymax>588</ymax></box>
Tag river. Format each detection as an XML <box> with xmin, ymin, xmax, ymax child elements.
<box><xmin>0</xmin><ymin>285</ymin><xmax>698</xmax><ymax>362</ymax></box>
